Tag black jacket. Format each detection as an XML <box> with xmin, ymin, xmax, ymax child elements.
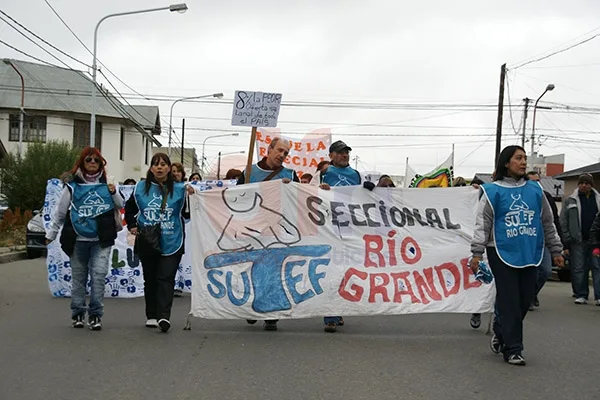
<box><xmin>590</xmin><ymin>212</ymin><xmax>600</xmax><ymax>247</ymax></box>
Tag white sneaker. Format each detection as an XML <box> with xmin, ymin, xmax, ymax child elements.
<box><xmin>158</xmin><ymin>319</ymin><xmax>171</xmax><ymax>332</ymax></box>
<box><xmin>574</xmin><ymin>298</ymin><xmax>588</xmax><ymax>305</ymax></box>
<box><xmin>595</xmin><ymin>300</ymin><xmax>600</xmax><ymax>306</ymax></box>
<box><xmin>145</xmin><ymin>319</ymin><xmax>158</xmax><ymax>328</ymax></box>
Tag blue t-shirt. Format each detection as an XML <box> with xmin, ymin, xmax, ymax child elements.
<box><xmin>321</xmin><ymin>165</ymin><xmax>361</xmax><ymax>187</ymax></box>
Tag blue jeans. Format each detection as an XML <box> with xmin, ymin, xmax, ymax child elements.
<box><xmin>570</xmin><ymin>242</ymin><xmax>600</xmax><ymax>300</ymax></box>
<box><xmin>535</xmin><ymin>248</ymin><xmax>553</xmax><ymax>296</ymax></box>
<box><xmin>70</xmin><ymin>241</ymin><xmax>110</xmax><ymax>318</ymax></box>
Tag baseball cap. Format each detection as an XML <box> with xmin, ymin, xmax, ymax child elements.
<box><xmin>329</xmin><ymin>140</ymin><xmax>352</xmax><ymax>153</ymax></box>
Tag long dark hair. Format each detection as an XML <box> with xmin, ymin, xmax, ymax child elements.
<box><xmin>494</xmin><ymin>145</ymin><xmax>526</xmax><ymax>181</ymax></box>
<box><xmin>144</xmin><ymin>153</ymin><xmax>174</xmax><ymax>196</ymax></box>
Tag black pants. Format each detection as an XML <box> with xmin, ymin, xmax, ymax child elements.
<box><xmin>141</xmin><ymin>253</ymin><xmax>182</xmax><ymax>321</ymax></box>
<box><xmin>488</xmin><ymin>247</ymin><xmax>537</xmax><ymax>358</ymax></box>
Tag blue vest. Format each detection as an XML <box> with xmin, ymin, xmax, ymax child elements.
<box><xmin>248</xmin><ymin>164</ymin><xmax>295</xmax><ymax>183</ymax></box>
<box><xmin>67</xmin><ymin>182</ymin><xmax>114</xmax><ymax>238</ymax></box>
<box><xmin>134</xmin><ymin>181</ymin><xmax>185</xmax><ymax>256</ymax></box>
<box><xmin>321</xmin><ymin>165</ymin><xmax>361</xmax><ymax>187</ymax></box>
<box><xmin>481</xmin><ymin>180</ymin><xmax>544</xmax><ymax>268</ymax></box>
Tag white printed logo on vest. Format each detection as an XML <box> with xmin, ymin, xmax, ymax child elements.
<box><xmin>79</xmin><ymin>190</ymin><xmax>111</xmax><ymax>217</ymax></box>
<box><xmin>504</xmin><ymin>194</ymin><xmax>537</xmax><ymax>238</ymax></box>
<box><xmin>144</xmin><ymin>193</ymin><xmax>175</xmax><ymax>230</ymax></box>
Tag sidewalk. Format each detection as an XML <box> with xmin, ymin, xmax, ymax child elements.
<box><xmin>0</xmin><ymin>246</ymin><xmax>27</xmax><ymax>263</ymax></box>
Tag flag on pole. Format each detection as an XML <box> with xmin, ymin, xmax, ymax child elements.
<box><xmin>408</xmin><ymin>152</ymin><xmax>454</xmax><ymax>188</ymax></box>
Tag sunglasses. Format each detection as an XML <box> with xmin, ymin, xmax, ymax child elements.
<box><xmin>85</xmin><ymin>157</ymin><xmax>100</xmax><ymax>164</ymax></box>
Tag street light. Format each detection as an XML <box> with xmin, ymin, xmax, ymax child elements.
<box><xmin>168</xmin><ymin>92</ymin><xmax>224</xmax><ymax>156</ymax></box>
<box><xmin>217</xmin><ymin>151</ymin><xmax>245</xmax><ymax>179</ymax></box>
<box><xmin>202</xmin><ymin>133</ymin><xmax>240</xmax><ymax>174</ymax></box>
<box><xmin>90</xmin><ymin>3</ymin><xmax>188</xmax><ymax>147</ymax></box>
<box><xmin>3</xmin><ymin>59</ymin><xmax>25</xmax><ymax>157</ymax></box>
<box><xmin>529</xmin><ymin>83</ymin><xmax>555</xmax><ymax>169</ymax></box>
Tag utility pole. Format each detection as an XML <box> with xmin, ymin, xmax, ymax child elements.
<box><xmin>521</xmin><ymin>98</ymin><xmax>530</xmax><ymax>148</ymax></box>
<box><xmin>494</xmin><ymin>63</ymin><xmax>507</xmax><ymax>169</ymax></box>
<box><xmin>217</xmin><ymin>151</ymin><xmax>222</xmax><ymax>179</ymax></box>
<box><xmin>180</xmin><ymin>118</ymin><xmax>185</xmax><ymax>165</ymax></box>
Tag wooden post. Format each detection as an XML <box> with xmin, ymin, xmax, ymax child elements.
<box><xmin>244</xmin><ymin>126</ymin><xmax>257</xmax><ymax>183</ymax></box>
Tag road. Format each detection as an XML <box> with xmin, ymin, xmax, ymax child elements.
<box><xmin>1</xmin><ymin>258</ymin><xmax>599</xmax><ymax>400</ymax></box>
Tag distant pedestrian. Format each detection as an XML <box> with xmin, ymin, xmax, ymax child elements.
<box><xmin>589</xmin><ymin>211</ymin><xmax>600</xmax><ymax>301</ymax></box>
<box><xmin>171</xmin><ymin>162</ymin><xmax>186</xmax><ymax>183</ymax></box>
<box><xmin>300</xmin><ymin>173</ymin><xmax>313</xmax><ymax>184</ymax></box>
<box><xmin>189</xmin><ymin>173</ymin><xmax>202</xmax><ymax>182</ymax></box>
<box><xmin>526</xmin><ymin>171</ymin><xmax>562</xmax><ymax>309</ymax></box>
<box><xmin>377</xmin><ymin>175</ymin><xmax>395</xmax><ymax>188</ymax></box>
<box><xmin>225</xmin><ymin>169</ymin><xmax>242</xmax><ymax>180</ymax></box>
<box><xmin>171</xmin><ymin>162</ymin><xmax>186</xmax><ymax>298</ymax></box>
<box><xmin>560</xmin><ymin>173</ymin><xmax>600</xmax><ymax>305</ymax></box>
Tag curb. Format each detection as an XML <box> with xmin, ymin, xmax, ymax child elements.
<box><xmin>0</xmin><ymin>251</ymin><xmax>28</xmax><ymax>264</ymax></box>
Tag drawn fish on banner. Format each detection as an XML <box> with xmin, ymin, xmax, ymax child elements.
<box><xmin>203</xmin><ymin>183</ymin><xmax>332</xmax><ymax>313</ymax></box>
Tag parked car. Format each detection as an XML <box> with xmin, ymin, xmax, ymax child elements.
<box><xmin>0</xmin><ymin>194</ymin><xmax>8</xmax><ymax>221</ymax></box>
<box><xmin>26</xmin><ymin>211</ymin><xmax>46</xmax><ymax>259</ymax></box>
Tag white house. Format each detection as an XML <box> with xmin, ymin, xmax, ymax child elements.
<box><xmin>0</xmin><ymin>59</ymin><xmax>163</xmax><ymax>183</ymax></box>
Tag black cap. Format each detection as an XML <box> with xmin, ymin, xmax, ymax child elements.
<box><xmin>329</xmin><ymin>140</ymin><xmax>352</xmax><ymax>153</ymax></box>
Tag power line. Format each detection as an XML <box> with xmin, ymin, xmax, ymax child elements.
<box><xmin>511</xmin><ymin>32</ymin><xmax>600</xmax><ymax>70</ymax></box>
<box><xmin>504</xmin><ymin>74</ymin><xmax>523</xmax><ymax>135</ymax></box>
<box><xmin>0</xmin><ymin>10</ymin><xmax>89</xmax><ymax>68</ymax></box>
<box><xmin>0</xmin><ymin>39</ymin><xmax>62</xmax><ymax>67</ymax></box>
<box><xmin>0</xmin><ymin>14</ymin><xmax>72</xmax><ymax>69</ymax></box>
<box><xmin>42</xmin><ymin>0</ymin><xmax>92</xmax><ymax>56</ymax></box>
<box><xmin>41</xmin><ymin>0</ymin><xmax>178</xmax><ymax>140</ymax></box>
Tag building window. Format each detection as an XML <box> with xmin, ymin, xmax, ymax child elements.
<box><xmin>119</xmin><ymin>127</ymin><xmax>125</xmax><ymax>161</ymax></box>
<box><xmin>145</xmin><ymin>138</ymin><xmax>149</xmax><ymax>165</ymax></box>
<box><xmin>73</xmin><ymin>120</ymin><xmax>102</xmax><ymax>150</ymax></box>
<box><xmin>9</xmin><ymin>114</ymin><xmax>47</xmax><ymax>142</ymax></box>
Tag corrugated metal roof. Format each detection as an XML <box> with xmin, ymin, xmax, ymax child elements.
<box><xmin>553</xmin><ymin>162</ymin><xmax>600</xmax><ymax>180</ymax></box>
<box><xmin>122</xmin><ymin>105</ymin><xmax>161</xmax><ymax>134</ymax></box>
<box><xmin>0</xmin><ymin>59</ymin><xmax>123</xmax><ymax>119</ymax></box>
<box><xmin>0</xmin><ymin>59</ymin><xmax>162</xmax><ymax>146</ymax></box>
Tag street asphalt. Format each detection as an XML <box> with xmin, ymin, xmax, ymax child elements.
<box><xmin>1</xmin><ymin>258</ymin><xmax>599</xmax><ymax>400</ymax></box>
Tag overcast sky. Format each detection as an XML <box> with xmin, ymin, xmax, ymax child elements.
<box><xmin>2</xmin><ymin>0</ymin><xmax>600</xmax><ymax>178</ymax></box>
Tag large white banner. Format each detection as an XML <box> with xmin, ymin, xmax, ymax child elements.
<box><xmin>189</xmin><ymin>182</ymin><xmax>495</xmax><ymax>319</ymax></box>
<box><xmin>44</xmin><ymin>179</ymin><xmax>237</xmax><ymax>298</ymax></box>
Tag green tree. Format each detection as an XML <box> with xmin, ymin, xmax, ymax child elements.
<box><xmin>0</xmin><ymin>141</ymin><xmax>80</xmax><ymax>211</ymax></box>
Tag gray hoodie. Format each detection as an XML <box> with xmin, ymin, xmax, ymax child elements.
<box><xmin>470</xmin><ymin>177</ymin><xmax>563</xmax><ymax>260</ymax></box>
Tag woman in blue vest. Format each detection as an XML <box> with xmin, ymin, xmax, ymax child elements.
<box><xmin>46</xmin><ymin>147</ymin><xmax>122</xmax><ymax>331</ymax></box>
<box><xmin>470</xmin><ymin>145</ymin><xmax>564</xmax><ymax>366</ymax></box>
<box><xmin>124</xmin><ymin>153</ymin><xmax>190</xmax><ymax>333</ymax></box>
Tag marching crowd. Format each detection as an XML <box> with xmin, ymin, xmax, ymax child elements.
<box><xmin>46</xmin><ymin>140</ymin><xmax>600</xmax><ymax>367</ymax></box>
